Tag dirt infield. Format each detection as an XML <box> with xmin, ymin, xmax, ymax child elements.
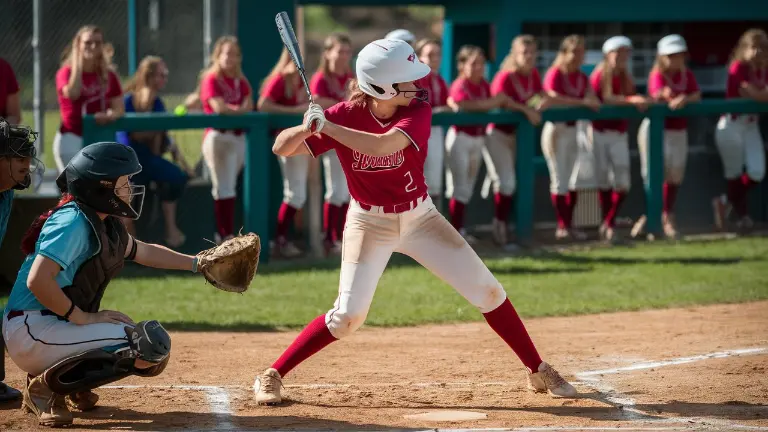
<box><xmin>2</xmin><ymin>301</ymin><xmax>767</xmax><ymax>431</ymax></box>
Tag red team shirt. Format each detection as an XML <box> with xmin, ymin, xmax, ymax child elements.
<box><xmin>647</xmin><ymin>68</ymin><xmax>700</xmax><ymax>130</ymax></box>
<box><xmin>0</xmin><ymin>58</ymin><xmax>20</xmax><ymax>117</ymax></box>
<box><xmin>544</xmin><ymin>67</ymin><xmax>588</xmax><ymax>126</ymax></box>
<box><xmin>416</xmin><ymin>71</ymin><xmax>449</xmax><ymax>108</ymax></box>
<box><xmin>200</xmin><ymin>72</ymin><xmax>252</xmax><ymax>135</ymax></box>
<box><xmin>488</xmin><ymin>69</ymin><xmax>543</xmax><ymax>134</ymax></box>
<box><xmin>310</xmin><ymin>71</ymin><xmax>353</xmax><ymax>102</ymax></box>
<box><xmin>725</xmin><ymin>60</ymin><xmax>767</xmax><ymax>121</ymax></box>
<box><xmin>304</xmin><ymin>100</ymin><xmax>432</xmax><ymax>207</ymax></box>
<box><xmin>260</xmin><ymin>73</ymin><xmax>305</xmax><ymax>135</ymax></box>
<box><xmin>589</xmin><ymin>68</ymin><xmax>634</xmax><ymax>133</ymax></box>
<box><xmin>449</xmin><ymin>77</ymin><xmax>491</xmax><ymax>136</ymax></box>
<box><xmin>55</xmin><ymin>65</ymin><xmax>122</xmax><ymax>136</ymax></box>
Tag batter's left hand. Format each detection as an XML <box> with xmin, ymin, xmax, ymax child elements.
<box><xmin>303</xmin><ymin>103</ymin><xmax>326</xmax><ymax>135</ymax></box>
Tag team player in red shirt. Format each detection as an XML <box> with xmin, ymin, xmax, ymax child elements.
<box><xmin>589</xmin><ymin>36</ymin><xmax>649</xmax><ymax>243</ymax></box>
<box><xmin>414</xmin><ymin>38</ymin><xmax>451</xmax><ymax>205</ymax></box>
<box><xmin>310</xmin><ymin>33</ymin><xmax>354</xmax><ymax>256</ymax></box>
<box><xmin>542</xmin><ymin>35</ymin><xmax>601</xmax><ymax>241</ymax></box>
<box><xmin>0</xmin><ymin>58</ymin><xmax>21</xmax><ymax>125</ymax></box>
<box><xmin>446</xmin><ymin>45</ymin><xmax>513</xmax><ymax>244</ymax></box>
<box><xmin>633</xmin><ymin>35</ymin><xmax>701</xmax><ymax>240</ymax></box>
<box><xmin>712</xmin><ymin>29</ymin><xmax>768</xmax><ymax>232</ymax></box>
<box><xmin>253</xmin><ymin>38</ymin><xmax>576</xmax><ymax>405</ymax></box>
<box><xmin>199</xmin><ymin>36</ymin><xmax>253</xmax><ymax>244</ymax></box>
<box><xmin>54</xmin><ymin>25</ymin><xmax>123</xmax><ymax>173</ymax></box>
<box><xmin>485</xmin><ymin>35</ymin><xmax>546</xmax><ymax>249</ymax></box>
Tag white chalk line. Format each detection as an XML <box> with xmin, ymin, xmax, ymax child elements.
<box><xmin>102</xmin><ymin>346</ymin><xmax>768</xmax><ymax>431</ymax></box>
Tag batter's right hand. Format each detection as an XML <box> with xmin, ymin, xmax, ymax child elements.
<box><xmin>303</xmin><ymin>103</ymin><xmax>325</xmax><ymax>135</ymax></box>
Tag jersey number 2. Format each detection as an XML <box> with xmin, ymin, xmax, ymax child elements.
<box><xmin>404</xmin><ymin>171</ymin><xmax>417</xmax><ymax>192</ymax></box>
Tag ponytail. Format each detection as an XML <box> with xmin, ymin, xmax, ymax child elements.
<box><xmin>21</xmin><ymin>194</ymin><xmax>77</xmax><ymax>255</ymax></box>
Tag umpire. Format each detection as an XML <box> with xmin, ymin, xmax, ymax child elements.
<box><xmin>0</xmin><ymin>117</ymin><xmax>41</xmax><ymax>401</ymax></box>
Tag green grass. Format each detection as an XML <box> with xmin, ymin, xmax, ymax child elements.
<box><xmin>5</xmin><ymin>237</ymin><xmax>767</xmax><ymax>331</ymax></box>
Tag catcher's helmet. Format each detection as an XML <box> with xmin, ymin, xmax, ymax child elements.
<box><xmin>56</xmin><ymin>142</ymin><xmax>146</xmax><ymax>219</ymax></box>
<box><xmin>0</xmin><ymin>117</ymin><xmax>43</xmax><ymax>190</ymax></box>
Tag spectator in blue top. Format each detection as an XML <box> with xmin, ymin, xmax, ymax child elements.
<box><xmin>116</xmin><ymin>56</ymin><xmax>191</xmax><ymax>247</ymax></box>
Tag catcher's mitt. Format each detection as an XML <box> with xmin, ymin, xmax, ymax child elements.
<box><xmin>196</xmin><ymin>233</ymin><xmax>261</xmax><ymax>293</ymax></box>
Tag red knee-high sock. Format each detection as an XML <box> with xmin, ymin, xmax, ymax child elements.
<box><xmin>449</xmin><ymin>198</ymin><xmax>466</xmax><ymax>231</ymax></box>
<box><xmin>598</xmin><ymin>189</ymin><xmax>612</xmax><ymax>223</ymax></box>
<box><xmin>550</xmin><ymin>194</ymin><xmax>568</xmax><ymax>229</ymax></box>
<box><xmin>605</xmin><ymin>191</ymin><xmax>627</xmax><ymax>228</ymax></box>
<box><xmin>483</xmin><ymin>298</ymin><xmax>543</xmax><ymax>373</ymax></box>
<box><xmin>337</xmin><ymin>202</ymin><xmax>350</xmax><ymax>241</ymax></box>
<box><xmin>214</xmin><ymin>198</ymin><xmax>236</xmax><ymax>237</ymax></box>
<box><xmin>727</xmin><ymin>178</ymin><xmax>747</xmax><ymax>217</ymax></box>
<box><xmin>567</xmin><ymin>191</ymin><xmax>579</xmax><ymax>227</ymax></box>
<box><xmin>741</xmin><ymin>173</ymin><xmax>759</xmax><ymax>190</ymax></box>
<box><xmin>323</xmin><ymin>202</ymin><xmax>339</xmax><ymax>242</ymax></box>
<box><xmin>494</xmin><ymin>193</ymin><xmax>513</xmax><ymax>222</ymax></box>
<box><xmin>276</xmin><ymin>203</ymin><xmax>298</xmax><ymax>240</ymax></box>
<box><xmin>271</xmin><ymin>315</ymin><xmax>338</xmax><ymax>378</ymax></box>
<box><xmin>663</xmin><ymin>183</ymin><xmax>679</xmax><ymax>214</ymax></box>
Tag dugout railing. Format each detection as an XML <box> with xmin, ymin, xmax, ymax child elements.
<box><xmin>82</xmin><ymin>99</ymin><xmax>768</xmax><ymax>262</ymax></box>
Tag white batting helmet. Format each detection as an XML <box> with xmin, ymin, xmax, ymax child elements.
<box><xmin>385</xmin><ymin>29</ymin><xmax>415</xmax><ymax>43</ymax></box>
<box><xmin>355</xmin><ymin>39</ymin><xmax>431</xmax><ymax>100</ymax></box>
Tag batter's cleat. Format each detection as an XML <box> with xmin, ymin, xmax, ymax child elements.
<box><xmin>630</xmin><ymin>215</ymin><xmax>647</xmax><ymax>239</ymax></box>
<box><xmin>254</xmin><ymin>368</ymin><xmax>283</xmax><ymax>405</ymax></box>
<box><xmin>0</xmin><ymin>382</ymin><xmax>22</xmax><ymax>401</ymax></box>
<box><xmin>527</xmin><ymin>362</ymin><xmax>578</xmax><ymax>397</ymax></box>
<box><xmin>65</xmin><ymin>390</ymin><xmax>99</xmax><ymax>411</ymax></box>
<box><xmin>712</xmin><ymin>195</ymin><xmax>728</xmax><ymax>231</ymax></box>
<box><xmin>22</xmin><ymin>375</ymin><xmax>73</xmax><ymax>427</ymax></box>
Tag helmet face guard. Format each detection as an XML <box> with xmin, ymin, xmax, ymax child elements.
<box><xmin>0</xmin><ymin>118</ymin><xmax>44</xmax><ymax>191</ymax></box>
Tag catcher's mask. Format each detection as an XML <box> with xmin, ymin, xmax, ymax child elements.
<box><xmin>56</xmin><ymin>142</ymin><xmax>145</xmax><ymax>219</ymax></box>
<box><xmin>0</xmin><ymin>117</ymin><xmax>44</xmax><ymax>191</ymax></box>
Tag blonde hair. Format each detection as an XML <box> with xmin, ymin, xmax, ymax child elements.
<box><xmin>730</xmin><ymin>28</ymin><xmax>768</xmax><ymax>65</ymax></box>
<box><xmin>456</xmin><ymin>45</ymin><xmax>485</xmax><ymax>77</ymax></box>
<box><xmin>415</xmin><ymin>38</ymin><xmax>441</xmax><ymax>57</ymax></box>
<box><xmin>594</xmin><ymin>50</ymin><xmax>634</xmax><ymax>99</ymax></box>
<box><xmin>318</xmin><ymin>33</ymin><xmax>352</xmax><ymax>76</ymax></box>
<box><xmin>124</xmin><ymin>56</ymin><xmax>164</xmax><ymax>93</ymax></box>
<box><xmin>551</xmin><ymin>35</ymin><xmax>584</xmax><ymax>70</ymax></box>
<box><xmin>500</xmin><ymin>35</ymin><xmax>536</xmax><ymax>72</ymax></box>
<box><xmin>60</xmin><ymin>25</ymin><xmax>109</xmax><ymax>81</ymax></box>
<box><xmin>650</xmin><ymin>52</ymin><xmax>686</xmax><ymax>75</ymax></box>
<box><xmin>199</xmin><ymin>36</ymin><xmax>245</xmax><ymax>84</ymax></box>
<box><xmin>259</xmin><ymin>48</ymin><xmax>293</xmax><ymax>96</ymax></box>
<box><xmin>347</xmin><ymin>79</ymin><xmax>369</xmax><ymax>108</ymax></box>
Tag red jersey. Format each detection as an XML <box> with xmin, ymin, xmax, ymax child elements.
<box><xmin>310</xmin><ymin>70</ymin><xmax>352</xmax><ymax>102</ymax></box>
<box><xmin>648</xmin><ymin>68</ymin><xmax>699</xmax><ymax>130</ymax></box>
<box><xmin>304</xmin><ymin>100</ymin><xmax>432</xmax><ymax>207</ymax></box>
<box><xmin>416</xmin><ymin>71</ymin><xmax>449</xmax><ymax>108</ymax></box>
<box><xmin>0</xmin><ymin>58</ymin><xmax>20</xmax><ymax>118</ymax></box>
<box><xmin>544</xmin><ymin>67</ymin><xmax>588</xmax><ymax>126</ymax></box>
<box><xmin>488</xmin><ymin>69</ymin><xmax>543</xmax><ymax>134</ymax></box>
<box><xmin>725</xmin><ymin>60</ymin><xmax>767</xmax><ymax>121</ymax></box>
<box><xmin>200</xmin><ymin>72</ymin><xmax>252</xmax><ymax>135</ymax></box>
<box><xmin>260</xmin><ymin>73</ymin><xmax>306</xmax><ymax>136</ymax></box>
<box><xmin>55</xmin><ymin>65</ymin><xmax>122</xmax><ymax>136</ymax></box>
<box><xmin>449</xmin><ymin>77</ymin><xmax>491</xmax><ymax>136</ymax></box>
<box><xmin>589</xmin><ymin>67</ymin><xmax>635</xmax><ymax>133</ymax></box>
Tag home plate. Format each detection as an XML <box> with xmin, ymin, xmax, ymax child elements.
<box><xmin>404</xmin><ymin>410</ymin><xmax>488</xmax><ymax>421</ymax></box>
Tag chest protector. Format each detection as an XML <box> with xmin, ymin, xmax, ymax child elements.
<box><xmin>57</xmin><ymin>203</ymin><xmax>129</xmax><ymax>313</ymax></box>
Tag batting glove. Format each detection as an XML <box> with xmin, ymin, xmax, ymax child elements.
<box><xmin>304</xmin><ymin>103</ymin><xmax>326</xmax><ymax>134</ymax></box>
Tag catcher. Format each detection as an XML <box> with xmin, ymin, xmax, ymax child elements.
<box><xmin>2</xmin><ymin>142</ymin><xmax>258</xmax><ymax>427</ymax></box>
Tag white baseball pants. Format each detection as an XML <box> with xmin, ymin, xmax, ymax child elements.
<box><xmin>202</xmin><ymin>130</ymin><xmax>246</xmax><ymax>200</ymax></box>
<box><xmin>424</xmin><ymin>126</ymin><xmax>445</xmax><ymax>197</ymax></box>
<box><xmin>590</xmin><ymin>128</ymin><xmax>631</xmax><ymax>191</ymax></box>
<box><xmin>715</xmin><ymin>115</ymin><xmax>766</xmax><ymax>182</ymax></box>
<box><xmin>483</xmin><ymin>129</ymin><xmax>517</xmax><ymax>196</ymax></box>
<box><xmin>278</xmin><ymin>153</ymin><xmax>310</xmax><ymax>208</ymax></box>
<box><xmin>322</xmin><ymin>151</ymin><xmax>350</xmax><ymax>206</ymax></box>
<box><xmin>541</xmin><ymin>122</ymin><xmax>579</xmax><ymax>195</ymax></box>
<box><xmin>53</xmin><ymin>132</ymin><xmax>83</xmax><ymax>173</ymax></box>
<box><xmin>445</xmin><ymin>128</ymin><xmax>485</xmax><ymax>204</ymax></box>
<box><xmin>637</xmin><ymin>118</ymin><xmax>688</xmax><ymax>185</ymax></box>
<box><xmin>3</xmin><ymin>312</ymin><xmax>130</xmax><ymax>376</ymax></box>
<box><xmin>325</xmin><ymin>196</ymin><xmax>507</xmax><ymax>339</ymax></box>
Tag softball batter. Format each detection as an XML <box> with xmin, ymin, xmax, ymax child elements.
<box><xmin>310</xmin><ymin>33</ymin><xmax>354</xmax><ymax>256</ymax></box>
<box><xmin>634</xmin><ymin>34</ymin><xmax>701</xmax><ymax>239</ymax></box>
<box><xmin>542</xmin><ymin>35</ymin><xmax>601</xmax><ymax>241</ymax></box>
<box><xmin>447</xmin><ymin>45</ymin><xmax>513</xmax><ymax>244</ymax></box>
<box><xmin>485</xmin><ymin>35</ymin><xmax>545</xmax><ymax>249</ymax></box>
<box><xmin>712</xmin><ymin>29</ymin><xmax>767</xmax><ymax>232</ymax></box>
<box><xmin>589</xmin><ymin>36</ymin><xmax>649</xmax><ymax>243</ymax></box>
<box><xmin>254</xmin><ymin>39</ymin><xmax>576</xmax><ymax>405</ymax></box>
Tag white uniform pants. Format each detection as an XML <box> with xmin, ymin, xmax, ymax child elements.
<box><xmin>637</xmin><ymin>118</ymin><xmax>688</xmax><ymax>185</ymax></box>
<box><xmin>322</xmin><ymin>151</ymin><xmax>350</xmax><ymax>206</ymax></box>
<box><xmin>715</xmin><ymin>115</ymin><xmax>766</xmax><ymax>181</ymax></box>
<box><xmin>202</xmin><ymin>131</ymin><xmax>246</xmax><ymax>200</ymax></box>
<box><xmin>541</xmin><ymin>122</ymin><xmax>579</xmax><ymax>195</ymax></box>
<box><xmin>325</xmin><ymin>196</ymin><xmax>506</xmax><ymax>339</ymax></box>
<box><xmin>53</xmin><ymin>132</ymin><xmax>83</xmax><ymax>173</ymax></box>
<box><xmin>3</xmin><ymin>312</ymin><xmax>129</xmax><ymax>377</ymax></box>
<box><xmin>278</xmin><ymin>153</ymin><xmax>310</xmax><ymax>208</ymax></box>
<box><xmin>590</xmin><ymin>128</ymin><xmax>631</xmax><ymax>191</ymax></box>
<box><xmin>483</xmin><ymin>129</ymin><xmax>516</xmax><ymax>196</ymax></box>
<box><xmin>424</xmin><ymin>126</ymin><xmax>445</xmax><ymax>197</ymax></box>
<box><xmin>445</xmin><ymin>128</ymin><xmax>485</xmax><ymax>204</ymax></box>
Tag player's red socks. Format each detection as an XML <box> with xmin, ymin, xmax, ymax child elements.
<box><xmin>271</xmin><ymin>315</ymin><xmax>338</xmax><ymax>377</ymax></box>
<box><xmin>482</xmin><ymin>298</ymin><xmax>543</xmax><ymax>373</ymax></box>
<box><xmin>449</xmin><ymin>198</ymin><xmax>466</xmax><ymax>231</ymax></box>
<box><xmin>550</xmin><ymin>194</ymin><xmax>569</xmax><ymax>229</ymax></box>
<box><xmin>727</xmin><ymin>178</ymin><xmax>747</xmax><ymax>217</ymax></box>
<box><xmin>323</xmin><ymin>202</ymin><xmax>339</xmax><ymax>242</ymax></box>
<box><xmin>213</xmin><ymin>197</ymin><xmax>236</xmax><ymax>238</ymax></box>
<box><xmin>276</xmin><ymin>203</ymin><xmax>298</xmax><ymax>240</ymax></box>
<box><xmin>494</xmin><ymin>193</ymin><xmax>513</xmax><ymax>222</ymax></box>
<box><xmin>663</xmin><ymin>182</ymin><xmax>679</xmax><ymax>213</ymax></box>
<box><xmin>599</xmin><ymin>190</ymin><xmax>626</xmax><ymax>227</ymax></box>
<box><xmin>567</xmin><ymin>191</ymin><xmax>578</xmax><ymax>227</ymax></box>
<box><xmin>598</xmin><ymin>189</ymin><xmax>612</xmax><ymax>221</ymax></box>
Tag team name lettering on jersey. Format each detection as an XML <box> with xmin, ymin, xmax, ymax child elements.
<box><xmin>352</xmin><ymin>149</ymin><xmax>405</xmax><ymax>172</ymax></box>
